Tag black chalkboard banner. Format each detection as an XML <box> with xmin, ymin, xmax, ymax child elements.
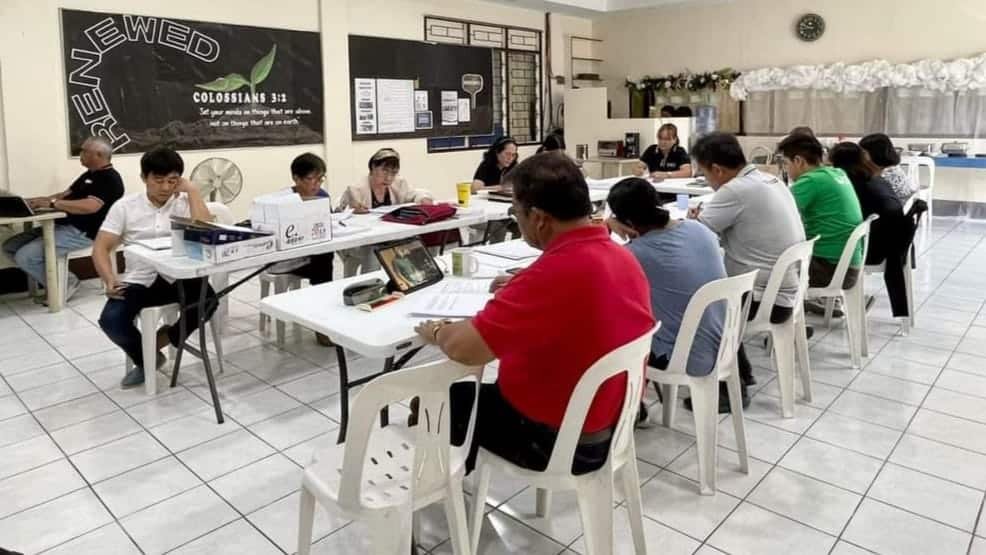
<box><xmin>348</xmin><ymin>35</ymin><xmax>494</xmax><ymax>141</ymax></box>
<box><xmin>61</xmin><ymin>9</ymin><xmax>325</xmax><ymax>155</ymax></box>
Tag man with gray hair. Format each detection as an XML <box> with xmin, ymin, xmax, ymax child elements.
<box><xmin>2</xmin><ymin>136</ymin><xmax>124</xmax><ymax>302</ymax></box>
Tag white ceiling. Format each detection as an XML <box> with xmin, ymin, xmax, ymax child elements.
<box><xmin>482</xmin><ymin>0</ymin><xmax>705</xmax><ymax>15</ymax></box>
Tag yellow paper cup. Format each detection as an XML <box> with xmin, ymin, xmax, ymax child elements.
<box><xmin>456</xmin><ymin>182</ymin><xmax>472</xmax><ymax>206</ymax></box>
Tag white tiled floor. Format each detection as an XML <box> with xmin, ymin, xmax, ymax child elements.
<box><xmin>2</xmin><ymin>217</ymin><xmax>986</xmax><ymax>554</ymax></box>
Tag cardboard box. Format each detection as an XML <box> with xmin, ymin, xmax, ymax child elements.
<box><xmin>184</xmin><ymin>234</ymin><xmax>277</xmax><ymax>264</ymax></box>
<box><xmin>250</xmin><ymin>195</ymin><xmax>333</xmax><ymax>251</ymax></box>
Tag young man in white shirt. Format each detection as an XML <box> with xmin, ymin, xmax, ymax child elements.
<box><xmin>92</xmin><ymin>147</ymin><xmax>214</xmax><ymax>388</ymax></box>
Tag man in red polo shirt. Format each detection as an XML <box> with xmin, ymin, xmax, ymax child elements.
<box><xmin>415</xmin><ymin>151</ymin><xmax>654</xmax><ymax>474</ymax></box>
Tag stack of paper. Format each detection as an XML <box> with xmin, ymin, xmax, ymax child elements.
<box><xmin>408</xmin><ymin>279</ymin><xmax>493</xmax><ymax>318</ymax></box>
<box><xmin>475</xmin><ymin>241</ymin><xmax>541</xmax><ymax>261</ymax></box>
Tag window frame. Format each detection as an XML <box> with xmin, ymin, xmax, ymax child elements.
<box><xmin>423</xmin><ymin>15</ymin><xmax>543</xmax><ymax>153</ymax></box>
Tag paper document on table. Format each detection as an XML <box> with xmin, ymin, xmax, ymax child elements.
<box><xmin>585</xmin><ymin>177</ymin><xmax>619</xmax><ymax>190</ymax></box>
<box><xmin>440</xmin><ymin>279</ymin><xmax>493</xmax><ymax>294</ymax></box>
<box><xmin>409</xmin><ymin>292</ymin><xmax>492</xmax><ymax>318</ymax></box>
<box><xmin>475</xmin><ymin>241</ymin><xmax>541</xmax><ymax>261</ymax></box>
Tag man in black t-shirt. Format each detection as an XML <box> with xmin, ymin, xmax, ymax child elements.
<box><xmin>2</xmin><ymin>136</ymin><xmax>124</xmax><ymax>302</ymax></box>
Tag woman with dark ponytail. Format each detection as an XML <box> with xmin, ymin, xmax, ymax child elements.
<box><xmin>606</xmin><ymin>178</ymin><xmax>735</xmax><ymax>421</ymax></box>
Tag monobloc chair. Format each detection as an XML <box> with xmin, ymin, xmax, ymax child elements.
<box><xmin>468</xmin><ymin>327</ymin><xmax>657</xmax><ymax>555</ymax></box>
<box><xmin>744</xmin><ymin>239</ymin><xmax>818</xmax><ymax>418</ymax></box>
<box><xmin>864</xmin><ymin>200</ymin><xmax>927</xmax><ymax>336</ymax></box>
<box><xmin>805</xmin><ymin>215</ymin><xmax>879</xmax><ymax>369</ymax></box>
<box><xmin>647</xmin><ymin>271</ymin><xmax>757</xmax><ymax>495</ymax></box>
<box><xmin>297</xmin><ymin>359</ymin><xmax>483</xmax><ymax>555</ymax></box>
<box><xmin>259</xmin><ymin>272</ymin><xmax>302</xmax><ymax>346</ymax></box>
<box><xmin>900</xmin><ymin>156</ymin><xmax>935</xmax><ymax>244</ymax></box>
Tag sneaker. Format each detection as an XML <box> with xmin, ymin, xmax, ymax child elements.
<box><xmin>806</xmin><ymin>299</ymin><xmax>844</xmax><ymax>318</ymax></box>
<box><xmin>120</xmin><ymin>352</ymin><xmax>166</xmax><ymax>389</ymax></box>
<box><xmin>635</xmin><ymin>402</ymin><xmax>656</xmax><ymax>429</ymax></box>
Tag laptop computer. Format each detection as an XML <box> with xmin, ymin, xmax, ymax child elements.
<box><xmin>0</xmin><ymin>196</ymin><xmax>57</xmax><ymax>218</ymax></box>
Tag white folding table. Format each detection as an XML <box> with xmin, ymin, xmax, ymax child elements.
<box><xmin>0</xmin><ymin>211</ymin><xmax>69</xmax><ymax>311</ymax></box>
<box><xmin>124</xmin><ymin>210</ymin><xmax>488</xmax><ymax>424</ymax></box>
<box><xmin>260</xmin><ymin>247</ymin><xmax>530</xmax><ymax>442</ymax></box>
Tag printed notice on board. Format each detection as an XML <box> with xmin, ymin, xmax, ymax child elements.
<box><xmin>354</xmin><ymin>78</ymin><xmax>377</xmax><ymax>135</ymax></box>
<box><xmin>441</xmin><ymin>91</ymin><xmax>458</xmax><ymax>126</ymax></box>
<box><xmin>414</xmin><ymin>90</ymin><xmax>429</xmax><ymax>112</ymax></box>
<box><xmin>376</xmin><ymin>79</ymin><xmax>415</xmax><ymax>134</ymax></box>
<box><xmin>457</xmin><ymin>98</ymin><xmax>471</xmax><ymax>123</ymax></box>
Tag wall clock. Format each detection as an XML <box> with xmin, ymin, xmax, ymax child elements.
<box><xmin>796</xmin><ymin>13</ymin><xmax>826</xmax><ymax>42</ymax></box>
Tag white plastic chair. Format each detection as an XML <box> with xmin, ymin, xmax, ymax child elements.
<box><xmin>124</xmin><ymin>303</ymin><xmax>225</xmax><ymax>396</ymax></box>
<box><xmin>259</xmin><ymin>273</ymin><xmax>302</xmax><ymax>346</ymax></box>
<box><xmin>648</xmin><ymin>271</ymin><xmax>757</xmax><ymax>495</ymax></box>
<box><xmin>805</xmin><ymin>215</ymin><xmax>878</xmax><ymax>369</ymax></box>
<box><xmin>744</xmin><ymin>239</ymin><xmax>818</xmax><ymax>418</ymax></box>
<box><xmin>297</xmin><ymin>359</ymin><xmax>483</xmax><ymax>555</ymax></box>
<box><xmin>55</xmin><ymin>246</ymin><xmax>118</xmax><ymax>302</ymax></box>
<box><xmin>468</xmin><ymin>327</ymin><xmax>657</xmax><ymax>555</ymax></box>
<box><xmin>900</xmin><ymin>156</ymin><xmax>935</xmax><ymax>243</ymax></box>
<box><xmin>864</xmin><ymin>246</ymin><xmax>915</xmax><ymax>337</ymax></box>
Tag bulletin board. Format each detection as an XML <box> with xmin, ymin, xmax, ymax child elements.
<box><xmin>348</xmin><ymin>35</ymin><xmax>494</xmax><ymax>141</ymax></box>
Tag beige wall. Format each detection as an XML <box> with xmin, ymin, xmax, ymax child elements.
<box><xmin>597</xmin><ymin>0</ymin><xmax>986</xmax><ymax>117</ymax></box>
<box><xmin>0</xmin><ymin>0</ymin><xmax>591</xmax><ymax>217</ymax></box>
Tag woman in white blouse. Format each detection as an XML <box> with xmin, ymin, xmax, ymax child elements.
<box><xmin>860</xmin><ymin>133</ymin><xmax>918</xmax><ymax>202</ymax></box>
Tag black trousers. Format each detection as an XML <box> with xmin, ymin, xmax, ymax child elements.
<box><xmin>449</xmin><ymin>382</ymin><xmax>611</xmax><ymax>475</ymax></box>
<box><xmin>98</xmin><ymin>277</ymin><xmax>217</xmax><ymax>369</ymax></box>
<box><xmin>866</xmin><ymin>248</ymin><xmax>910</xmax><ymax>318</ymax></box>
<box><xmin>737</xmin><ymin>301</ymin><xmax>793</xmax><ymax>378</ymax></box>
<box><xmin>289</xmin><ymin>252</ymin><xmax>335</xmax><ymax>285</ymax></box>
<box><xmin>808</xmin><ymin>256</ymin><xmax>858</xmax><ymax>290</ymax></box>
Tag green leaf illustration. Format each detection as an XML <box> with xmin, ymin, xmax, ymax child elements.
<box><xmin>250</xmin><ymin>44</ymin><xmax>277</xmax><ymax>86</ymax></box>
<box><xmin>195</xmin><ymin>73</ymin><xmax>250</xmax><ymax>92</ymax></box>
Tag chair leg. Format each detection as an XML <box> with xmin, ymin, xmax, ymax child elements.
<box><xmin>443</xmin><ymin>475</ymin><xmax>471</xmax><ymax>555</ymax></box>
<box><xmin>575</xmin><ymin>471</ymin><xmax>615</xmax><ymax>555</ymax></box>
<box><xmin>140</xmin><ymin>310</ymin><xmax>158</xmax><ymax>396</ymax></box>
<box><xmin>367</xmin><ymin>507</ymin><xmax>414</xmax><ymax>555</ymax></box>
<box><xmin>57</xmin><ymin>255</ymin><xmax>69</xmax><ymax>306</ymax></box>
<box><xmin>468</xmin><ymin>465</ymin><xmax>492</xmax><ymax>555</ymax></box>
<box><xmin>274</xmin><ymin>278</ymin><xmax>287</xmax><ymax>347</ymax></box>
<box><xmin>297</xmin><ymin>487</ymin><xmax>316</xmax><ymax>555</ymax></box>
<box><xmin>661</xmin><ymin>384</ymin><xmax>678</xmax><ymax>428</ymax></box>
<box><xmin>535</xmin><ymin>488</ymin><xmax>552</xmax><ymax>518</ymax></box>
<box><xmin>689</xmin><ymin>378</ymin><xmax>718</xmax><ymax>495</ymax></box>
<box><xmin>858</xmin><ymin>278</ymin><xmax>870</xmax><ymax>359</ymax></box>
<box><xmin>772</xmin><ymin>326</ymin><xmax>796</xmax><ymax>419</ymax></box>
<box><xmin>905</xmin><ymin>261</ymin><xmax>916</xmax><ymax>329</ymax></box>
<box><xmin>795</xmin><ymin>310</ymin><xmax>813</xmax><ymax>403</ymax></box>
<box><xmin>823</xmin><ymin>297</ymin><xmax>835</xmax><ymax>329</ymax></box>
<box><xmin>259</xmin><ymin>278</ymin><xmax>270</xmax><ymax>333</ymax></box>
<box><xmin>843</xmin><ymin>290</ymin><xmax>862</xmax><ymax>370</ymax></box>
<box><xmin>725</xmin><ymin>371</ymin><xmax>749</xmax><ymax>474</ymax></box>
<box><xmin>619</xmin><ymin>451</ymin><xmax>648</xmax><ymax>555</ymax></box>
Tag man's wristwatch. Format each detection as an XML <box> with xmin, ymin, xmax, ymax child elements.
<box><xmin>432</xmin><ymin>319</ymin><xmax>453</xmax><ymax>342</ymax></box>
<box><xmin>49</xmin><ymin>198</ymin><xmax>56</xmax><ymax>209</ymax></box>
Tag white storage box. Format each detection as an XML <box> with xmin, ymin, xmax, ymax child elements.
<box><xmin>250</xmin><ymin>194</ymin><xmax>333</xmax><ymax>251</ymax></box>
<box><xmin>184</xmin><ymin>234</ymin><xmax>277</xmax><ymax>264</ymax></box>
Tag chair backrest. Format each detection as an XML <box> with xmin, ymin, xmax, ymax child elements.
<box><xmin>333</xmin><ymin>359</ymin><xmax>484</xmax><ymax>513</ymax></box>
<box><xmin>900</xmin><ymin>156</ymin><xmax>935</xmax><ymax>191</ymax></box>
<box><xmin>544</xmin><ymin>325</ymin><xmax>658</xmax><ymax>477</ymax></box>
<box><xmin>819</xmin><ymin>214</ymin><xmax>878</xmax><ymax>292</ymax></box>
<box><xmin>749</xmin><ymin>237</ymin><xmax>818</xmax><ymax>327</ymax></box>
<box><xmin>665</xmin><ymin>271</ymin><xmax>757</xmax><ymax>378</ymax></box>
<box><xmin>206</xmin><ymin>202</ymin><xmax>235</xmax><ymax>225</ymax></box>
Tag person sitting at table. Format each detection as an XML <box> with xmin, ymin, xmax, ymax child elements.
<box><xmin>634</xmin><ymin>123</ymin><xmax>692</xmax><ymax>181</ymax></box>
<box><xmin>860</xmin><ymin>133</ymin><xmax>918</xmax><ymax>202</ymax></box>
<box><xmin>830</xmin><ymin>142</ymin><xmax>911</xmax><ymax>318</ymax></box>
<box><xmin>471</xmin><ymin>136</ymin><xmax>518</xmax><ymax>192</ymax></box>
<box><xmin>265</xmin><ymin>153</ymin><xmax>337</xmax><ymax>346</ymax></box>
<box><xmin>537</xmin><ymin>132</ymin><xmax>565</xmax><ymax>154</ymax></box>
<box><xmin>2</xmin><ymin>136</ymin><xmax>123</xmax><ymax>304</ymax></box>
<box><xmin>93</xmin><ymin>147</ymin><xmax>216</xmax><ymax>389</ymax></box>
<box><xmin>777</xmin><ymin>133</ymin><xmax>863</xmax><ymax>318</ymax></box>
<box><xmin>687</xmin><ymin>132</ymin><xmax>806</xmax><ymax>397</ymax></box>
<box><xmin>606</xmin><ymin>177</ymin><xmax>731</xmax><ymax>418</ymax></box>
<box><xmin>337</xmin><ymin>148</ymin><xmax>433</xmax><ymax>276</ymax></box>
<box><xmin>414</xmin><ymin>151</ymin><xmax>654</xmax><ymax>474</ymax></box>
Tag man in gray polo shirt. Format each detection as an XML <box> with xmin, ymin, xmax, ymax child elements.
<box><xmin>689</xmin><ymin>133</ymin><xmax>806</xmax><ymax>385</ymax></box>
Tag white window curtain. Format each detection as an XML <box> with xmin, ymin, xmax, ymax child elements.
<box><xmin>742</xmin><ymin>87</ymin><xmax>983</xmax><ymax>138</ymax></box>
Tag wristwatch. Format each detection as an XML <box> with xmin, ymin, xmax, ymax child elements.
<box><xmin>49</xmin><ymin>198</ymin><xmax>56</xmax><ymax>209</ymax></box>
<box><xmin>432</xmin><ymin>319</ymin><xmax>453</xmax><ymax>342</ymax></box>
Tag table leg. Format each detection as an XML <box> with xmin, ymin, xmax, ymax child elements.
<box><xmin>41</xmin><ymin>221</ymin><xmax>62</xmax><ymax>312</ymax></box>
<box><xmin>335</xmin><ymin>345</ymin><xmax>350</xmax><ymax>444</ymax></box>
<box><xmin>194</xmin><ymin>278</ymin><xmax>224</xmax><ymax>424</ymax></box>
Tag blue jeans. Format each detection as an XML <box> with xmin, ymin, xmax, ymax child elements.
<box><xmin>2</xmin><ymin>224</ymin><xmax>92</xmax><ymax>288</ymax></box>
<box><xmin>98</xmin><ymin>277</ymin><xmax>216</xmax><ymax>369</ymax></box>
